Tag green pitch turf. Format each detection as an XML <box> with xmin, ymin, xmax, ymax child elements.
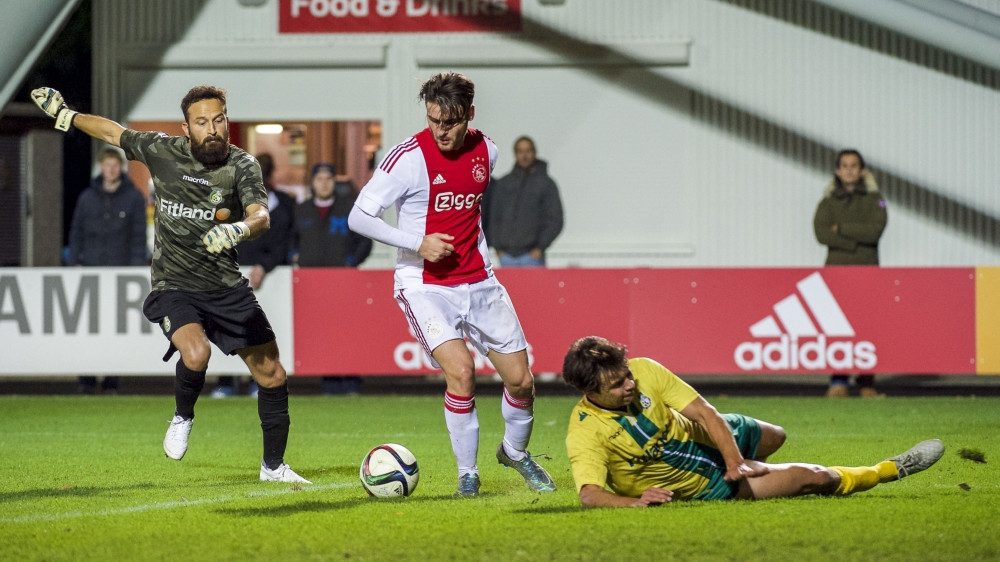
<box><xmin>0</xmin><ymin>391</ymin><xmax>997</xmax><ymax>561</ymax></box>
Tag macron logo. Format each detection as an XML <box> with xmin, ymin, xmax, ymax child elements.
<box><xmin>432</xmin><ymin>174</ymin><xmax>446</xmax><ymax>185</ymax></box>
<box><xmin>182</xmin><ymin>175</ymin><xmax>211</xmax><ymax>186</ymax></box>
<box><xmin>734</xmin><ymin>272</ymin><xmax>877</xmax><ymax>371</ymax></box>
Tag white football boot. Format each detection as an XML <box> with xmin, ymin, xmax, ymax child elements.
<box><xmin>163</xmin><ymin>415</ymin><xmax>193</xmax><ymax>460</ymax></box>
<box><xmin>260</xmin><ymin>461</ymin><xmax>312</xmax><ymax>484</ymax></box>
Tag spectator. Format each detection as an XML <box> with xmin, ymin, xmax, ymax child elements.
<box><xmin>67</xmin><ymin>147</ymin><xmax>147</xmax><ymax>394</ymax></box>
<box><xmin>293</xmin><ymin>162</ymin><xmax>372</xmax><ymax>395</ymax></box>
<box><xmin>483</xmin><ymin>135</ymin><xmax>563</xmax><ymax>267</ymax></box>
<box><xmin>211</xmin><ymin>153</ymin><xmax>296</xmax><ymax>399</ymax></box>
<box><xmin>813</xmin><ymin>149</ymin><xmax>887</xmax><ymax>398</ymax></box>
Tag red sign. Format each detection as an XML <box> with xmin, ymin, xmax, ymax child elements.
<box><xmin>627</xmin><ymin>268</ymin><xmax>976</xmax><ymax>375</ymax></box>
<box><xmin>279</xmin><ymin>0</ymin><xmax>522</xmax><ymax>33</ymax></box>
<box><xmin>292</xmin><ymin>268</ymin><xmax>977</xmax><ymax>376</ymax></box>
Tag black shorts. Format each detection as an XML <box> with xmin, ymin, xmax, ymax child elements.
<box><xmin>143</xmin><ymin>279</ymin><xmax>276</xmax><ymax>358</ymax></box>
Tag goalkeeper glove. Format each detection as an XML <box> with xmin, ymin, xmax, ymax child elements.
<box><xmin>203</xmin><ymin>222</ymin><xmax>250</xmax><ymax>254</ymax></box>
<box><xmin>31</xmin><ymin>87</ymin><xmax>77</xmax><ymax>132</ymax></box>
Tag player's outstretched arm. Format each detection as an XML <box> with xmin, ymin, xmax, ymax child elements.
<box><xmin>680</xmin><ymin>396</ymin><xmax>769</xmax><ymax>482</ymax></box>
<box><xmin>30</xmin><ymin>87</ymin><xmax>124</xmax><ymax>147</ymax></box>
<box><xmin>579</xmin><ymin>484</ymin><xmax>674</xmax><ymax>508</ymax></box>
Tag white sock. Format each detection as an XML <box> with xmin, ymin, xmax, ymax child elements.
<box><xmin>444</xmin><ymin>392</ymin><xmax>479</xmax><ymax>476</ymax></box>
<box><xmin>500</xmin><ymin>387</ymin><xmax>533</xmax><ymax>462</ymax></box>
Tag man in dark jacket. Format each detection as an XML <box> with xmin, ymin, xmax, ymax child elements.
<box><xmin>293</xmin><ymin>162</ymin><xmax>372</xmax><ymax>269</ymax></box>
<box><xmin>67</xmin><ymin>148</ymin><xmax>147</xmax><ymax>267</ymax></box>
<box><xmin>813</xmin><ymin>149</ymin><xmax>888</xmax><ymax>398</ymax></box>
<box><xmin>67</xmin><ymin>148</ymin><xmax>148</xmax><ymax>394</ymax></box>
<box><xmin>483</xmin><ymin>136</ymin><xmax>563</xmax><ymax>267</ymax></box>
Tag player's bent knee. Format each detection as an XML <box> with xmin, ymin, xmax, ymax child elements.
<box><xmin>180</xmin><ymin>345</ymin><xmax>211</xmax><ymax>372</ymax></box>
<box><xmin>802</xmin><ymin>465</ymin><xmax>838</xmax><ymax>493</ymax></box>
<box><xmin>251</xmin><ymin>362</ymin><xmax>286</xmax><ymax>388</ymax></box>
<box><xmin>755</xmin><ymin>422</ymin><xmax>787</xmax><ymax>459</ymax></box>
<box><xmin>507</xmin><ymin>375</ymin><xmax>534</xmax><ymax>397</ymax></box>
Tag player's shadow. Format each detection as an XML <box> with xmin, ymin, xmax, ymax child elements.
<box><xmin>0</xmin><ymin>482</ymin><xmax>160</xmax><ymax>503</ymax></box>
<box><xmin>209</xmin><ymin>489</ymin><xmax>507</xmax><ymax>517</ymax></box>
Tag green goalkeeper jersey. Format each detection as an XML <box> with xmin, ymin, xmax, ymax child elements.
<box><xmin>120</xmin><ymin>129</ymin><xmax>266</xmax><ymax>292</ymax></box>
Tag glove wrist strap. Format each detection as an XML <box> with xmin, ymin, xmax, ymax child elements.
<box><xmin>55</xmin><ymin>109</ymin><xmax>77</xmax><ymax>132</ymax></box>
<box><xmin>233</xmin><ymin>221</ymin><xmax>250</xmax><ymax>241</ymax></box>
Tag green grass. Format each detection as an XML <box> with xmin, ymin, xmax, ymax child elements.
<box><xmin>1</xmin><ymin>392</ymin><xmax>997</xmax><ymax>561</ymax></box>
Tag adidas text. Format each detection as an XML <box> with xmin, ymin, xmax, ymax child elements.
<box><xmin>734</xmin><ymin>334</ymin><xmax>877</xmax><ymax>371</ymax></box>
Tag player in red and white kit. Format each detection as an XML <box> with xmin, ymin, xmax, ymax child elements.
<box><xmin>349</xmin><ymin>72</ymin><xmax>556</xmax><ymax>497</ymax></box>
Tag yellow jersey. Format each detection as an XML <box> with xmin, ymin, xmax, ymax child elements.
<box><xmin>565</xmin><ymin>357</ymin><xmax>747</xmax><ymax>501</ymax></box>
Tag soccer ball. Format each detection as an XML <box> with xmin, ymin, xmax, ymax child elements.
<box><xmin>360</xmin><ymin>443</ymin><xmax>420</xmax><ymax>498</ymax></box>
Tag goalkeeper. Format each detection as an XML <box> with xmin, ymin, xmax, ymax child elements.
<box><xmin>562</xmin><ymin>336</ymin><xmax>945</xmax><ymax>507</ymax></box>
<box><xmin>31</xmin><ymin>86</ymin><xmax>309</xmax><ymax>484</ymax></box>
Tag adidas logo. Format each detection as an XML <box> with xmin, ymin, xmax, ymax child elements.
<box><xmin>432</xmin><ymin>174</ymin><xmax>446</xmax><ymax>185</ymax></box>
<box><xmin>734</xmin><ymin>272</ymin><xmax>877</xmax><ymax>371</ymax></box>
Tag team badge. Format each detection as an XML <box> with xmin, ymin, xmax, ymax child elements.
<box><xmin>639</xmin><ymin>393</ymin><xmax>652</xmax><ymax>410</ymax></box>
<box><xmin>425</xmin><ymin>320</ymin><xmax>443</xmax><ymax>339</ymax></box>
<box><xmin>471</xmin><ymin>157</ymin><xmax>488</xmax><ymax>183</ymax></box>
<box><xmin>472</xmin><ymin>164</ymin><xmax>487</xmax><ymax>183</ymax></box>
<box><xmin>210</xmin><ymin>190</ymin><xmax>223</xmax><ymax>205</ymax></box>
<box><xmin>162</xmin><ymin>316</ymin><xmax>171</xmax><ymax>333</ymax></box>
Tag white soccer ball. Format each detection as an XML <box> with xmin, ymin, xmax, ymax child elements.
<box><xmin>360</xmin><ymin>443</ymin><xmax>420</xmax><ymax>498</ymax></box>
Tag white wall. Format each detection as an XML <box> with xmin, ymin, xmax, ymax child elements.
<box><xmin>93</xmin><ymin>0</ymin><xmax>1000</xmax><ymax>268</ymax></box>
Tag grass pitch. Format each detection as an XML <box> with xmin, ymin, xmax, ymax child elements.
<box><xmin>0</xmin><ymin>390</ymin><xmax>997</xmax><ymax>561</ymax></box>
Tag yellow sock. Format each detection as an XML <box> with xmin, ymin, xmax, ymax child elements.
<box><xmin>830</xmin><ymin>466</ymin><xmax>881</xmax><ymax>496</ymax></box>
<box><xmin>875</xmin><ymin>460</ymin><xmax>899</xmax><ymax>483</ymax></box>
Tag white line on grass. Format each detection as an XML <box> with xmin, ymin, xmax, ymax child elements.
<box><xmin>1</xmin><ymin>481</ymin><xmax>355</xmax><ymax>524</ymax></box>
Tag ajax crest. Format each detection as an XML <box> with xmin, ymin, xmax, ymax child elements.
<box><xmin>472</xmin><ymin>163</ymin><xmax>487</xmax><ymax>183</ymax></box>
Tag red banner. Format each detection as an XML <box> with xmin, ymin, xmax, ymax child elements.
<box><xmin>279</xmin><ymin>0</ymin><xmax>522</xmax><ymax>33</ymax></box>
<box><xmin>292</xmin><ymin>268</ymin><xmax>977</xmax><ymax>376</ymax></box>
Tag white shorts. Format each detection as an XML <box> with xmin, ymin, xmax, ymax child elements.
<box><xmin>394</xmin><ymin>276</ymin><xmax>527</xmax><ymax>368</ymax></box>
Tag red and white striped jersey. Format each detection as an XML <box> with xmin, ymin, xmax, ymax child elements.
<box><xmin>355</xmin><ymin>127</ymin><xmax>498</xmax><ymax>288</ymax></box>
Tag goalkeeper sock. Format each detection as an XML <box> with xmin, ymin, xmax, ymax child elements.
<box><xmin>830</xmin><ymin>465</ymin><xmax>881</xmax><ymax>496</ymax></box>
<box><xmin>500</xmin><ymin>387</ymin><xmax>533</xmax><ymax>461</ymax></box>
<box><xmin>444</xmin><ymin>392</ymin><xmax>479</xmax><ymax>475</ymax></box>
<box><xmin>174</xmin><ymin>361</ymin><xmax>206</xmax><ymax>420</ymax></box>
<box><xmin>258</xmin><ymin>382</ymin><xmax>290</xmax><ymax>470</ymax></box>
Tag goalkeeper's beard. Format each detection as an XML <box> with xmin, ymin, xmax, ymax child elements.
<box><xmin>191</xmin><ymin>132</ymin><xmax>230</xmax><ymax>167</ymax></box>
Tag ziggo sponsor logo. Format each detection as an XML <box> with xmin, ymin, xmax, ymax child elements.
<box><xmin>393</xmin><ymin>340</ymin><xmax>534</xmax><ymax>370</ymax></box>
<box><xmin>434</xmin><ymin>191</ymin><xmax>482</xmax><ymax>212</ymax></box>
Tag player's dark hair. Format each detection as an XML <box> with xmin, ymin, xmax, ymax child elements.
<box><xmin>419</xmin><ymin>72</ymin><xmax>475</xmax><ymax>121</ymax></box>
<box><xmin>833</xmin><ymin>149</ymin><xmax>866</xmax><ymax>189</ymax></box>
<box><xmin>181</xmin><ymin>85</ymin><xmax>227</xmax><ymax>122</ymax></box>
<box><xmin>562</xmin><ymin>336</ymin><xmax>629</xmax><ymax>394</ymax></box>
